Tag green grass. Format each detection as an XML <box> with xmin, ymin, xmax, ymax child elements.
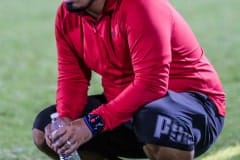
<box><xmin>0</xmin><ymin>0</ymin><xmax>239</xmax><ymax>159</ymax></box>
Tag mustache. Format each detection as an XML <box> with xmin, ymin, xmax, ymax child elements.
<box><xmin>65</xmin><ymin>0</ymin><xmax>95</xmax><ymax>13</ymax></box>
<box><xmin>66</xmin><ymin>2</ymin><xmax>83</xmax><ymax>13</ymax></box>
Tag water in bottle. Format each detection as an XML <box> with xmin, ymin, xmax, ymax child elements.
<box><xmin>50</xmin><ymin>112</ymin><xmax>81</xmax><ymax>160</ymax></box>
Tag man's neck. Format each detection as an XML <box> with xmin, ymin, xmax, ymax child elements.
<box><xmin>86</xmin><ymin>0</ymin><xmax>106</xmax><ymax>18</ymax></box>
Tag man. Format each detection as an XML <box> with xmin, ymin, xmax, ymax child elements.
<box><xmin>32</xmin><ymin>0</ymin><xmax>226</xmax><ymax>159</ymax></box>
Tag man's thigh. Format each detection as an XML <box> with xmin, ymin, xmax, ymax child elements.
<box><xmin>133</xmin><ymin>90</ymin><xmax>224</xmax><ymax>157</ymax></box>
<box><xmin>79</xmin><ymin>124</ymin><xmax>146</xmax><ymax>159</ymax></box>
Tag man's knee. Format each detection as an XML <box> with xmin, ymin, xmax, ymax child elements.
<box><xmin>143</xmin><ymin>144</ymin><xmax>194</xmax><ymax>160</ymax></box>
<box><xmin>32</xmin><ymin>128</ymin><xmax>45</xmax><ymax>150</ymax></box>
<box><xmin>32</xmin><ymin>105</ymin><xmax>56</xmax><ymax>148</ymax></box>
<box><xmin>32</xmin><ymin>128</ymin><xmax>59</xmax><ymax>159</ymax></box>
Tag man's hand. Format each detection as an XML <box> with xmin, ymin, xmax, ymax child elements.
<box><xmin>44</xmin><ymin>117</ymin><xmax>71</xmax><ymax>152</ymax></box>
<box><xmin>49</xmin><ymin>118</ymin><xmax>93</xmax><ymax>155</ymax></box>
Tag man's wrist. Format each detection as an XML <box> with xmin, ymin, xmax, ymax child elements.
<box><xmin>83</xmin><ymin>114</ymin><xmax>104</xmax><ymax>137</ymax></box>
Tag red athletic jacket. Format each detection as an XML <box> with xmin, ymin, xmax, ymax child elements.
<box><xmin>55</xmin><ymin>0</ymin><xmax>226</xmax><ymax>131</ymax></box>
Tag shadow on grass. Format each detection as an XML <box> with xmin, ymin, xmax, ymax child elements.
<box><xmin>200</xmin><ymin>144</ymin><xmax>240</xmax><ymax>160</ymax></box>
<box><xmin>122</xmin><ymin>144</ymin><xmax>240</xmax><ymax>160</ymax></box>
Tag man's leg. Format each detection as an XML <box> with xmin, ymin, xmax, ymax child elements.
<box><xmin>32</xmin><ymin>104</ymin><xmax>59</xmax><ymax>159</ymax></box>
<box><xmin>33</xmin><ymin>125</ymin><xmax>109</xmax><ymax>160</ymax></box>
<box><xmin>133</xmin><ymin>90</ymin><xmax>224</xmax><ymax>160</ymax></box>
<box><xmin>32</xmin><ymin>128</ymin><xmax>58</xmax><ymax>159</ymax></box>
<box><xmin>143</xmin><ymin>144</ymin><xmax>194</xmax><ymax>160</ymax></box>
<box><xmin>32</xmin><ymin>103</ymin><xmax>192</xmax><ymax>160</ymax></box>
<box><xmin>32</xmin><ymin>95</ymin><xmax>145</xmax><ymax>160</ymax></box>
<box><xmin>32</xmin><ymin>95</ymin><xmax>111</xmax><ymax>160</ymax></box>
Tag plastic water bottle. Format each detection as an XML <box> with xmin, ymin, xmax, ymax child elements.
<box><xmin>50</xmin><ymin>113</ymin><xmax>81</xmax><ymax>160</ymax></box>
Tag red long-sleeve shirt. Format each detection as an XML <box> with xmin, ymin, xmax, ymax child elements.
<box><xmin>55</xmin><ymin>0</ymin><xmax>226</xmax><ymax>131</ymax></box>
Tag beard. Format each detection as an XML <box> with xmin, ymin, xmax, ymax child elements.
<box><xmin>66</xmin><ymin>0</ymin><xmax>95</xmax><ymax>13</ymax></box>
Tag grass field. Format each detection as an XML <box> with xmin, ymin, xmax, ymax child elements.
<box><xmin>0</xmin><ymin>0</ymin><xmax>239</xmax><ymax>159</ymax></box>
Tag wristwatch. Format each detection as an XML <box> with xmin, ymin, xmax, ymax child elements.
<box><xmin>83</xmin><ymin>114</ymin><xmax>104</xmax><ymax>137</ymax></box>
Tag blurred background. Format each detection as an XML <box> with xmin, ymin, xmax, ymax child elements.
<box><xmin>0</xmin><ymin>0</ymin><xmax>239</xmax><ymax>159</ymax></box>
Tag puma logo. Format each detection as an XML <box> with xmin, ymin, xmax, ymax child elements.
<box><xmin>153</xmin><ymin>115</ymin><xmax>193</xmax><ymax>145</ymax></box>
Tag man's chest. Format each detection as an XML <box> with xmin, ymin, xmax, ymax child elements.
<box><xmin>68</xmin><ymin>16</ymin><xmax>132</xmax><ymax>75</ymax></box>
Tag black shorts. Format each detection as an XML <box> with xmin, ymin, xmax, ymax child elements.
<box><xmin>33</xmin><ymin>91</ymin><xmax>224</xmax><ymax>158</ymax></box>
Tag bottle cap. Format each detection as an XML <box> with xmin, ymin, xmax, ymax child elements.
<box><xmin>50</xmin><ymin>112</ymin><xmax>59</xmax><ymax>120</ymax></box>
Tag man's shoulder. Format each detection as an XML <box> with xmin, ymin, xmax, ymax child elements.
<box><xmin>56</xmin><ymin>2</ymin><xmax>67</xmax><ymax>18</ymax></box>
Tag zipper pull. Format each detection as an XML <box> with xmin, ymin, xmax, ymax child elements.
<box><xmin>93</xmin><ymin>24</ymin><xmax>97</xmax><ymax>33</ymax></box>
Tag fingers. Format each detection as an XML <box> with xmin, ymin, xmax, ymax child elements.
<box><xmin>45</xmin><ymin>134</ymin><xmax>52</xmax><ymax>148</ymax></box>
<box><xmin>54</xmin><ymin>119</ymin><xmax>87</xmax><ymax>155</ymax></box>
<box><xmin>43</xmin><ymin>124</ymin><xmax>67</xmax><ymax>152</ymax></box>
<box><xmin>43</xmin><ymin>120</ymin><xmax>78</xmax><ymax>154</ymax></box>
<box><xmin>51</xmin><ymin>128</ymin><xmax>68</xmax><ymax>151</ymax></box>
<box><xmin>57</xmin><ymin>139</ymin><xmax>78</xmax><ymax>155</ymax></box>
<box><xmin>44</xmin><ymin>124</ymin><xmax>53</xmax><ymax>148</ymax></box>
